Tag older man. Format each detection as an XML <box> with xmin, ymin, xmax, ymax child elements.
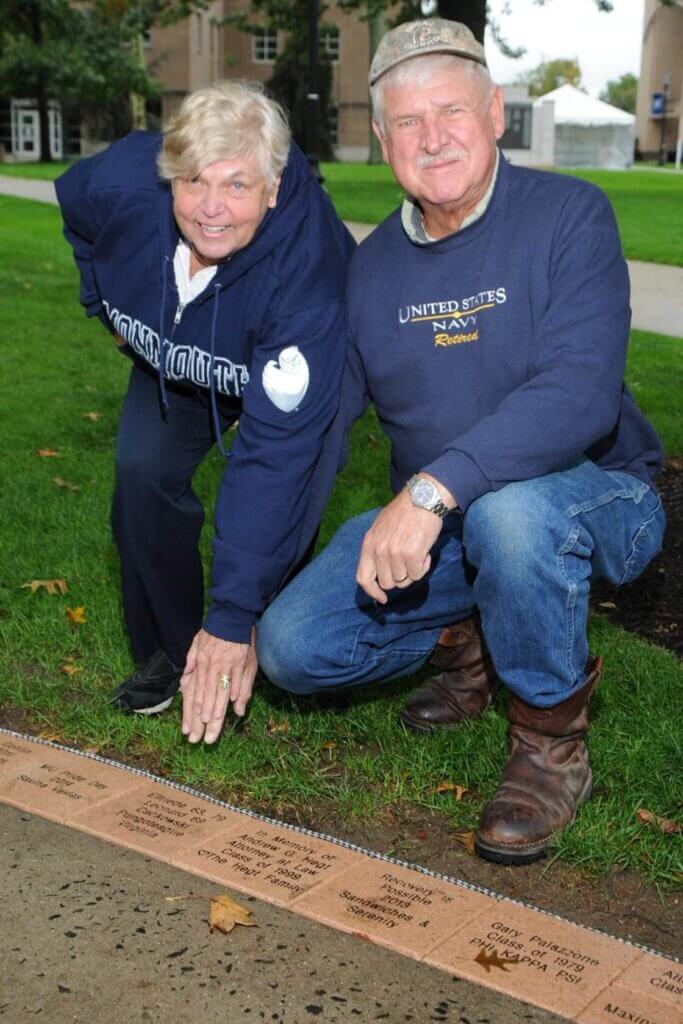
<box><xmin>256</xmin><ymin>20</ymin><xmax>665</xmax><ymax>865</ymax></box>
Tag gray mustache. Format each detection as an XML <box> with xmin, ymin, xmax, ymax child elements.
<box><xmin>418</xmin><ymin>148</ymin><xmax>468</xmax><ymax>168</ymax></box>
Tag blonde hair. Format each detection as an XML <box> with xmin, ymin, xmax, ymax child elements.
<box><xmin>371</xmin><ymin>53</ymin><xmax>493</xmax><ymax>132</ymax></box>
<box><xmin>158</xmin><ymin>80</ymin><xmax>291</xmax><ymax>186</ymax></box>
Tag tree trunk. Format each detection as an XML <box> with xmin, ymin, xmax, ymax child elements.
<box><xmin>28</xmin><ymin>1</ymin><xmax>52</xmax><ymax>162</ymax></box>
<box><xmin>37</xmin><ymin>87</ymin><xmax>52</xmax><ymax>163</ymax></box>
<box><xmin>438</xmin><ymin>0</ymin><xmax>487</xmax><ymax>42</ymax></box>
<box><xmin>129</xmin><ymin>34</ymin><xmax>147</xmax><ymax>131</ymax></box>
<box><xmin>368</xmin><ymin>9</ymin><xmax>386</xmax><ymax>165</ymax></box>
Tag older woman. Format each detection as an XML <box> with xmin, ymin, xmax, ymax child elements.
<box><xmin>57</xmin><ymin>81</ymin><xmax>354</xmax><ymax>744</ymax></box>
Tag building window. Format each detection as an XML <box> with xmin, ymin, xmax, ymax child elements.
<box><xmin>501</xmin><ymin>104</ymin><xmax>532</xmax><ymax>150</ymax></box>
<box><xmin>320</xmin><ymin>25</ymin><xmax>340</xmax><ymax>62</ymax></box>
<box><xmin>328</xmin><ymin>105</ymin><xmax>339</xmax><ymax>146</ymax></box>
<box><xmin>253</xmin><ymin>27</ymin><xmax>278</xmax><ymax>63</ymax></box>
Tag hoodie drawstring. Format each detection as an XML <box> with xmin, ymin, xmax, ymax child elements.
<box><xmin>158</xmin><ymin>255</ymin><xmax>170</xmax><ymax>412</ymax></box>
<box><xmin>209</xmin><ymin>284</ymin><xmax>228</xmax><ymax>458</ymax></box>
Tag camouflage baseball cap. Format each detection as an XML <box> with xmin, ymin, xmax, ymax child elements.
<box><xmin>369</xmin><ymin>18</ymin><xmax>487</xmax><ymax>86</ymax></box>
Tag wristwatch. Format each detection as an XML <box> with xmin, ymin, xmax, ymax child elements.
<box><xmin>406</xmin><ymin>475</ymin><xmax>451</xmax><ymax>519</ymax></box>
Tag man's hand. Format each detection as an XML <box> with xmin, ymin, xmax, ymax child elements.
<box><xmin>356</xmin><ymin>474</ymin><xmax>455</xmax><ymax>603</ymax></box>
<box><xmin>180</xmin><ymin>629</ymin><xmax>257</xmax><ymax>745</ymax></box>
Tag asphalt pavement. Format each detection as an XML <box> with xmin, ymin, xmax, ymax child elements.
<box><xmin>1</xmin><ymin>175</ymin><xmax>682</xmax><ymax>339</ymax></box>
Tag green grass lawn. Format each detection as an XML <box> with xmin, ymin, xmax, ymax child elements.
<box><xmin>2</xmin><ymin>158</ymin><xmax>682</xmax><ymax>265</ymax></box>
<box><xmin>0</xmin><ymin>161</ymin><xmax>72</xmax><ymax>180</ymax></box>
<box><xmin>1</xmin><ymin>194</ymin><xmax>681</xmax><ymax>886</ymax></box>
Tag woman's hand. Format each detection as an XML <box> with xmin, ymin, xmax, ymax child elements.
<box><xmin>180</xmin><ymin>628</ymin><xmax>257</xmax><ymax>744</ymax></box>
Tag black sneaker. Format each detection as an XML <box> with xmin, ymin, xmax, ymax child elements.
<box><xmin>111</xmin><ymin>649</ymin><xmax>182</xmax><ymax>715</ymax></box>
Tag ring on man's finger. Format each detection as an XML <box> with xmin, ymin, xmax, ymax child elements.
<box><xmin>395</xmin><ymin>574</ymin><xmax>410</xmax><ymax>583</ymax></box>
<box><xmin>220</xmin><ymin>673</ymin><xmax>231</xmax><ymax>690</ymax></box>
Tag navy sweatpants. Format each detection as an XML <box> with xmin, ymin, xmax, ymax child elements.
<box><xmin>111</xmin><ymin>363</ymin><xmax>240</xmax><ymax>667</ymax></box>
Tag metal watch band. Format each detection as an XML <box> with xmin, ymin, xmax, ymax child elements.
<box><xmin>406</xmin><ymin>474</ymin><xmax>450</xmax><ymax>520</ymax></box>
<box><xmin>429</xmin><ymin>497</ymin><xmax>450</xmax><ymax>520</ymax></box>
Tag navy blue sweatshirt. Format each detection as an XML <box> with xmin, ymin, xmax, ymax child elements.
<box><xmin>342</xmin><ymin>155</ymin><xmax>662</xmax><ymax>509</ymax></box>
<box><xmin>56</xmin><ymin>133</ymin><xmax>355</xmax><ymax>643</ymax></box>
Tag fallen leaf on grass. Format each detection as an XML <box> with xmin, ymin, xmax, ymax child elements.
<box><xmin>36</xmin><ymin>448</ymin><xmax>60</xmax><ymax>458</ymax></box>
<box><xmin>266</xmin><ymin>718</ymin><xmax>289</xmax><ymax>736</ymax></box>
<box><xmin>60</xmin><ymin>660</ymin><xmax>81</xmax><ymax>677</ymax></box>
<box><xmin>598</xmin><ymin>601</ymin><xmax>617</xmax><ymax>610</ymax></box>
<box><xmin>322</xmin><ymin>740</ymin><xmax>337</xmax><ymax>751</ymax></box>
<box><xmin>474</xmin><ymin>948</ymin><xmax>519</xmax><ymax>973</ymax></box>
<box><xmin>21</xmin><ymin>578</ymin><xmax>68</xmax><ymax>596</ymax></box>
<box><xmin>53</xmin><ymin>477</ymin><xmax>80</xmax><ymax>492</ymax></box>
<box><xmin>433</xmin><ymin>781</ymin><xmax>470</xmax><ymax>801</ymax></box>
<box><xmin>453</xmin><ymin>831</ymin><xmax>476</xmax><ymax>856</ymax></box>
<box><xmin>209</xmin><ymin>893</ymin><xmax>257</xmax><ymax>934</ymax></box>
<box><xmin>82</xmin><ymin>411</ymin><xmax>102</xmax><ymax>422</ymax></box>
<box><xmin>367</xmin><ymin>433</ymin><xmax>380</xmax><ymax>448</ymax></box>
<box><xmin>66</xmin><ymin>606</ymin><xmax>87</xmax><ymax>626</ymax></box>
<box><xmin>636</xmin><ymin>808</ymin><xmax>681</xmax><ymax>835</ymax></box>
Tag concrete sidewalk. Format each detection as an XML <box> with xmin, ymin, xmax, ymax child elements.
<box><xmin>2</xmin><ymin>803</ymin><xmax>565</xmax><ymax>1024</ymax></box>
<box><xmin>2</xmin><ymin>175</ymin><xmax>682</xmax><ymax>338</ymax></box>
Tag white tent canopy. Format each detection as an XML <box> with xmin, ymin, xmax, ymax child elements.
<box><xmin>537</xmin><ymin>84</ymin><xmax>635</xmax><ymax>127</ymax></box>
<box><xmin>535</xmin><ymin>84</ymin><xmax>635</xmax><ymax>168</ymax></box>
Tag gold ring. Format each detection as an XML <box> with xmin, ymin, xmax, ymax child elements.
<box><xmin>395</xmin><ymin>574</ymin><xmax>409</xmax><ymax>583</ymax></box>
<box><xmin>220</xmin><ymin>673</ymin><xmax>231</xmax><ymax>690</ymax></box>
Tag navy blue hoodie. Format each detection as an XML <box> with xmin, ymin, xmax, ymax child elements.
<box><xmin>56</xmin><ymin>132</ymin><xmax>355</xmax><ymax>643</ymax></box>
<box><xmin>340</xmin><ymin>155</ymin><xmax>662</xmax><ymax>509</ymax></box>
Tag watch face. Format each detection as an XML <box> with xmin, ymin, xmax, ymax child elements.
<box><xmin>412</xmin><ymin>479</ymin><xmax>436</xmax><ymax>506</ymax></box>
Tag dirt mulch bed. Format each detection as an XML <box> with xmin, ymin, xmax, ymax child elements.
<box><xmin>592</xmin><ymin>460</ymin><xmax>682</xmax><ymax>657</ymax></box>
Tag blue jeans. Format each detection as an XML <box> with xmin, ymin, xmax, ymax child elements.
<box><xmin>257</xmin><ymin>462</ymin><xmax>665</xmax><ymax>708</ymax></box>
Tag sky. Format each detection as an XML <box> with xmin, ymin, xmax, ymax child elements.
<box><xmin>484</xmin><ymin>0</ymin><xmax>645</xmax><ymax>97</ymax></box>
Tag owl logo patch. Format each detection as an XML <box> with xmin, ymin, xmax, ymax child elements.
<box><xmin>262</xmin><ymin>346</ymin><xmax>310</xmax><ymax>413</ymax></box>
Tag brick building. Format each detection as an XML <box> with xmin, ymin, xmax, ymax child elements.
<box><xmin>145</xmin><ymin>3</ymin><xmax>372</xmax><ymax>161</ymax></box>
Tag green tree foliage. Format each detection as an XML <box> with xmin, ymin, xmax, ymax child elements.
<box><xmin>600</xmin><ymin>72</ymin><xmax>637</xmax><ymax>114</ymax></box>
<box><xmin>516</xmin><ymin>58</ymin><xmax>583</xmax><ymax>97</ymax></box>
<box><xmin>0</xmin><ymin>0</ymin><xmax>206</xmax><ymax>160</ymax></box>
<box><xmin>219</xmin><ymin>0</ymin><xmax>336</xmax><ymax>159</ymax></box>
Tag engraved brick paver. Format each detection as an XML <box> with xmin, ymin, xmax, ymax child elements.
<box><xmin>610</xmin><ymin>951</ymin><xmax>683</xmax><ymax>1011</ymax></box>
<box><xmin>0</xmin><ymin>746</ymin><xmax>145</xmax><ymax>822</ymax></box>
<box><xmin>424</xmin><ymin>902</ymin><xmax>641</xmax><ymax>1019</ymax></box>
<box><xmin>577</xmin><ymin>985</ymin><xmax>683</xmax><ymax>1024</ymax></box>
<box><xmin>0</xmin><ymin>735</ymin><xmax>44</xmax><ymax>773</ymax></box>
<box><xmin>72</xmin><ymin>782</ymin><xmax>240</xmax><ymax>861</ymax></box>
<box><xmin>172</xmin><ymin>817</ymin><xmax>355</xmax><ymax>905</ymax></box>
<box><xmin>293</xmin><ymin>857</ymin><xmax>491</xmax><ymax>957</ymax></box>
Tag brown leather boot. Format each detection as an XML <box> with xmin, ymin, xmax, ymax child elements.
<box><xmin>400</xmin><ymin>615</ymin><xmax>499</xmax><ymax>734</ymax></box>
<box><xmin>475</xmin><ymin>655</ymin><xmax>603</xmax><ymax>865</ymax></box>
